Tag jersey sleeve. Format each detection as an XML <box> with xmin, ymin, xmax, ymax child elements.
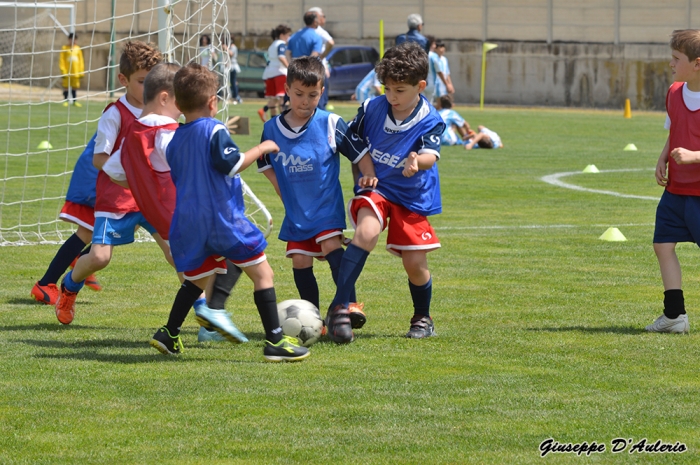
<box><xmin>151</xmin><ymin>128</ymin><xmax>176</xmax><ymax>172</ymax></box>
<box><xmin>348</xmin><ymin>101</ymin><xmax>369</xmax><ymax>140</ymax></box>
<box><xmin>102</xmin><ymin>148</ymin><xmax>126</xmax><ymax>181</ymax></box>
<box><xmin>277</xmin><ymin>43</ymin><xmax>287</xmax><ymax>57</ymax></box>
<box><xmin>94</xmin><ymin>106</ymin><xmax>121</xmax><ymax>155</ymax></box>
<box><xmin>331</xmin><ymin>115</ymin><xmax>368</xmax><ymax>163</ymax></box>
<box><xmin>209</xmin><ymin>124</ymin><xmax>243</xmax><ymax>177</ymax></box>
<box><xmin>416</xmin><ymin>122</ymin><xmax>446</xmax><ymax>159</ymax></box>
<box><xmin>256</xmin><ymin>125</ymin><xmax>274</xmax><ymax>172</ymax></box>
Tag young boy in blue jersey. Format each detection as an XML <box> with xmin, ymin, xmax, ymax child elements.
<box><xmin>153</xmin><ymin>63</ymin><xmax>308</xmax><ymax>361</ymax></box>
<box><xmin>258</xmin><ymin>56</ymin><xmax>378</xmax><ymax>327</ymax></box>
<box><xmin>326</xmin><ymin>41</ymin><xmax>446</xmax><ymax>343</ymax></box>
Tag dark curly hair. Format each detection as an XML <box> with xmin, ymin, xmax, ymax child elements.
<box><xmin>375</xmin><ymin>41</ymin><xmax>428</xmax><ymax>86</ymax></box>
<box><xmin>173</xmin><ymin>63</ymin><xmax>218</xmax><ymax>113</ymax></box>
<box><xmin>271</xmin><ymin>24</ymin><xmax>292</xmax><ymax>40</ymax></box>
<box><xmin>119</xmin><ymin>41</ymin><xmax>162</xmax><ymax>78</ymax></box>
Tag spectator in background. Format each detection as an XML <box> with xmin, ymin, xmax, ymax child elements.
<box><xmin>353</xmin><ymin>69</ymin><xmax>381</xmax><ymax>102</ymax></box>
<box><xmin>258</xmin><ymin>24</ymin><xmax>292</xmax><ymax>122</ymax></box>
<box><xmin>225</xmin><ymin>34</ymin><xmax>242</xmax><ymax>104</ymax></box>
<box><xmin>287</xmin><ymin>11</ymin><xmax>323</xmax><ymax>59</ymax></box>
<box><xmin>198</xmin><ymin>34</ymin><xmax>215</xmax><ymax>68</ymax></box>
<box><xmin>434</xmin><ymin>40</ymin><xmax>455</xmax><ymax>98</ymax></box>
<box><xmin>60</xmin><ymin>32</ymin><xmax>85</xmax><ymax>107</ymax></box>
<box><xmin>425</xmin><ymin>36</ymin><xmax>450</xmax><ymax>103</ymax></box>
<box><xmin>395</xmin><ymin>13</ymin><xmax>428</xmax><ymax>53</ymax></box>
<box><xmin>307</xmin><ymin>7</ymin><xmax>334</xmax><ymax>110</ymax></box>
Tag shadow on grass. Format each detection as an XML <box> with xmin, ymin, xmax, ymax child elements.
<box><xmin>33</xmin><ymin>351</ymin><xmax>202</xmax><ymax>364</ymax></box>
<box><xmin>4</xmin><ymin>297</ymin><xmax>96</xmax><ymax>306</ymax></box>
<box><xmin>527</xmin><ymin>325</ymin><xmax>645</xmax><ymax>335</ymax></box>
<box><xmin>0</xmin><ymin>323</ymin><xmax>111</xmax><ymax>331</ymax></box>
<box><xmin>20</xmin><ymin>338</ymin><xmax>146</xmax><ymax>349</ymax></box>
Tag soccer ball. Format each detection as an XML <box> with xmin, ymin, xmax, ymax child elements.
<box><xmin>277</xmin><ymin>299</ymin><xmax>324</xmax><ymax>347</ymax></box>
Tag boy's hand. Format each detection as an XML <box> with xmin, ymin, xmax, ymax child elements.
<box><xmin>402</xmin><ymin>152</ymin><xmax>420</xmax><ymax>177</ymax></box>
<box><xmin>260</xmin><ymin>140</ymin><xmax>280</xmax><ymax>155</ymax></box>
<box><xmin>655</xmin><ymin>155</ymin><xmax>668</xmax><ymax>187</ymax></box>
<box><xmin>358</xmin><ymin>174</ymin><xmax>378</xmax><ymax>189</ymax></box>
<box><xmin>670</xmin><ymin>147</ymin><xmax>700</xmax><ymax>164</ymax></box>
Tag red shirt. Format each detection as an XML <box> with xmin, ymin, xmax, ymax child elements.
<box><xmin>666</xmin><ymin>82</ymin><xmax>700</xmax><ymax>196</ymax></box>
<box><xmin>94</xmin><ymin>100</ymin><xmax>140</xmax><ymax>214</ymax></box>
<box><xmin>120</xmin><ymin>119</ymin><xmax>179</xmax><ymax>239</ymax></box>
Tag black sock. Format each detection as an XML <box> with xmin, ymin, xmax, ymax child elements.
<box><xmin>165</xmin><ymin>280</ymin><xmax>203</xmax><ymax>336</ymax></box>
<box><xmin>254</xmin><ymin>287</ymin><xmax>283</xmax><ymax>343</ymax></box>
<box><xmin>79</xmin><ymin>244</ymin><xmax>91</xmax><ymax>257</ymax></box>
<box><xmin>71</xmin><ymin>89</ymin><xmax>77</xmax><ymax>100</ymax></box>
<box><xmin>330</xmin><ymin>243</ymin><xmax>368</xmax><ymax>309</ymax></box>
<box><xmin>409</xmin><ymin>277</ymin><xmax>432</xmax><ymax>319</ymax></box>
<box><xmin>663</xmin><ymin>289</ymin><xmax>686</xmax><ymax>319</ymax></box>
<box><xmin>263</xmin><ymin>105</ymin><xmax>269</xmax><ymax>112</ymax></box>
<box><xmin>63</xmin><ymin>90</ymin><xmax>68</xmax><ymax>100</ymax></box>
<box><xmin>325</xmin><ymin>248</ymin><xmax>357</xmax><ymax>303</ymax></box>
<box><xmin>39</xmin><ymin>233</ymin><xmax>87</xmax><ymax>286</ymax></box>
<box><xmin>207</xmin><ymin>262</ymin><xmax>242</xmax><ymax>309</ymax></box>
<box><xmin>293</xmin><ymin>267</ymin><xmax>319</xmax><ymax>309</ymax></box>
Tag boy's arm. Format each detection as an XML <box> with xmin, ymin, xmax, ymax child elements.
<box><xmin>101</xmin><ymin>147</ymin><xmax>129</xmax><ymax>188</ymax></box>
<box><xmin>261</xmin><ymin>168</ymin><xmax>282</xmax><ymax>198</ymax></box>
<box><xmin>403</xmin><ymin>122</ymin><xmax>444</xmax><ymax>177</ymax></box>
<box><xmin>210</xmin><ymin>125</ymin><xmax>279</xmax><ymax>177</ymax></box>
<box><xmin>356</xmin><ymin>154</ymin><xmax>378</xmax><ymax>189</ymax></box>
<box><xmin>332</xmin><ymin>115</ymin><xmax>378</xmax><ymax>189</ymax></box>
<box><xmin>656</xmin><ymin>136</ymin><xmax>670</xmax><ymax>187</ymax></box>
<box><xmin>669</xmin><ymin>146</ymin><xmax>700</xmax><ymax>165</ymax></box>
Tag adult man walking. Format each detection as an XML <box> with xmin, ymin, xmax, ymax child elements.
<box><xmin>395</xmin><ymin>13</ymin><xmax>428</xmax><ymax>52</ymax></box>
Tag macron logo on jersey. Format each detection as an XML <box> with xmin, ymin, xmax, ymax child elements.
<box><xmin>224</xmin><ymin>147</ymin><xmax>235</xmax><ymax>155</ymax></box>
<box><xmin>273</xmin><ymin>151</ymin><xmax>314</xmax><ymax>173</ymax></box>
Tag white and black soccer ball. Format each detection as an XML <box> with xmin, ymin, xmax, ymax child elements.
<box><xmin>277</xmin><ymin>299</ymin><xmax>324</xmax><ymax>347</ymax></box>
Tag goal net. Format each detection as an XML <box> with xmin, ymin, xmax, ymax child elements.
<box><xmin>0</xmin><ymin>0</ymin><xmax>265</xmax><ymax>246</ymax></box>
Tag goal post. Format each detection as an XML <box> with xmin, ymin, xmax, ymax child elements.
<box><xmin>0</xmin><ymin>0</ymin><xmax>261</xmax><ymax>246</ymax></box>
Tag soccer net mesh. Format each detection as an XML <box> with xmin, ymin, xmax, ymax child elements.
<box><xmin>0</xmin><ymin>0</ymin><xmax>245</xmax><ymax>246</ymax></box>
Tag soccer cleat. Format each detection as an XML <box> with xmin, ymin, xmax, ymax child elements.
<box><xmin>62</xmin><ymin>101</ymin><xmax>69</xmax><ymax>107</ymax></box>
<box><xmin>195</xmin><ymin>303</ymin><xmax>249</xmax><ymax>343</ymax></box>
<box><xmin>55</xmin><ymin>283</ymin><xmax>77</xmax><ymax>325</ymax></box>
<box><xmin>31</xmin><ymin>281</ymin><xmax>59</xmax><ymax>305</ymax></box>
<box><xmin>198</xmin><ymin>326</ymin><xmax>228</xmax><ymax>343</ymax></box>
<box><xmin>326</xmin><ymin>304</ymin><xmax>354</xmax><ymax>344</ymax></box>
<box><xmin>150</xmin><ymin>326</ymin><xmax>184</xmax><ymax>355</ymax></box>
<box><xmin>645</xmin><ymin>314</ymin><xmax>689</xmax><ymax>334</ymax></box>
<box><xmin>405</xmin><ymin>315</ymin><xmax>436</xmax><ymax>339</ymax></box>
<box><xmin>84</xmin><ymin>274</ymin><xmax>102</xmax><ymax>291</ymax></box>
<box><xmin>348</xmin><ymin>302</ymin><xmax>367</xmax><ymax>329</ymax></box>
<box><xmin>257</xmin><ymin>108</ymin><xmax>267</xmax><ymax>122</ymax></box>
<box><xmin>73</xmin><ymin>101</ymin><xmax>82</xmax><ymax>107</ymax></box>
<box><xmin>263</xmin><ymin>335</ymin><xmax>310</xmax><ymax>362</ymax></box>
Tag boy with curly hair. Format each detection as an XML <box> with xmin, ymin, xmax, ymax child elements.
<box><xmin>325</xmin><ymin>41</ymin><xmax>445</xmax><ymax>343</ymax></box>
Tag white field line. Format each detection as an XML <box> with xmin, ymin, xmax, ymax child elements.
<box><xmin>540</xmin><ymin>168</ymin><xmax>659</xmax><ymax>201</ymax></box>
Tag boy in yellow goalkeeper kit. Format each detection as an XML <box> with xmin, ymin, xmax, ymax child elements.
<box><xmin>59</xmin><ymin>32</ymin><xmax>85</xmax><ymax>107</ymax></box>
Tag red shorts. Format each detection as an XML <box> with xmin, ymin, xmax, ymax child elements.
<box><xmin>59</xmin><ymin>201</ymin><xmax>95</xmax><ymax>230</ymax></box>
<box><xmin>349</xmin><ymin>191</ymin><xmax>440</xmax><ymax>257</ymax></box>
<box><xmin>286</xmin><ymin>229</ymin><xmax>344</xmax><ymax>260</ymax></box>
<box><xmin>264</xmin><ymin>75</ymin><xmax>287</xmax><ymax>98</ymax></box>
<box><xmin>183</xmin><ymin>252</ymin><xmax>267</xmax><ymax>281</ymax></box>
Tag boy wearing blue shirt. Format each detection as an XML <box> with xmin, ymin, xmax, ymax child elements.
<box><xmin>258</xmin><ymin>56</ymin><xmax>377</xmax><ymax>326</ymax></box>
<box><xmin>326</xmin><ymin>41</ymin><xmax>446</xmax><ymax>344</ymax></box>
<box><xmin>151</xmin><ymin>63</ymin><xmax>308</xmax><ymax>361</ymax></box>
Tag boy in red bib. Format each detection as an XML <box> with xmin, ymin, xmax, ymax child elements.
<box><xmin>649</xmin><ymin>29</ymin><xmax>700</xmax><ymax>334</ymax></box>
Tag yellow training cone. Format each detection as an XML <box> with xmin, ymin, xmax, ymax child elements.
<box><xmin>37</xmin><ymin>141</ymin><xmax>52</xmax><ymax>149</ymax></box>
<box><xmin>624</xmin><ymin>98</ymin><xmax>632</xmax><ymax>118</ymax></box>
<box><xmin>623</xmin><ymin>143</ymin><xmax>637</xmax><ymax>151</ymax></box>
<box><xmin>599</xmin><ymin>227</ymin><xmax>627</xmax><ymax>242</ymax></box>
<box><xmin>582</xmin><ymin>164</ymin><xmax>600</xmax><ymax>173</ymax></box>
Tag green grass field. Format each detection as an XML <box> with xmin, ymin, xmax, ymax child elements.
<box><xmin>1</xmin><ymin>100</ymin><xmax>698</xmax><ymax>464</ymax></box>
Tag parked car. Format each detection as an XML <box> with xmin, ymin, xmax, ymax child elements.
<box><xmin>237</xmin><ymin>49</ymin><xmax>268</xmax><ymax>98</ymax></box>
<box><xmin>235</xmin><ymin>45</ymin><xmax>380</xmax><ymax>100</ymax></box>
<box><xmin>326</xmin><ymin>45</ymin><xmax>379</xmax><ymax>99</ymax></box>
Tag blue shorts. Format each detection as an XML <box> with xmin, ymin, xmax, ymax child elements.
<box><xmin>92</xmin><ymin>213</ymin><xmax>157</xmax><ymax>245</ymax></box>
<box><xmin>653</xmin><ymin>190</ymin><xmax>700</xmax><ymax>245</ymax></box>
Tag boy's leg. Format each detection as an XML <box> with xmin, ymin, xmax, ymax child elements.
<box><xmin>402</xmin><ymin>250</ymin><xmax>435</xmax><ymax>339</ymax></box>
<box><xmin>326</xmin><ymin>208</ymin><xmax>380</xmax><ymax>343</ymax></box>
<box><xmin>198</xmin><ymin>263</ymin><xmax>246</xmax><ymax>343</ymax></box>
<box><xmin>243</xmin><ymin>260</ymin><xmax>309</xmax><ymax>361</ymax></box>
<box><xmin>323</xmin><ymin>238</ymin><xmax>364</xmax><ymax>328</ymax></box>
<box><xmin>648</xmin><ymin>242</ymin><xmax>689</xmax><ymax>333</ymax></box>
<box><xmin>291</xmin><ymin>253</ymin><xmax>319</xmax><ymax>309</ymax></box>
<box><xmin>32</xmin><ymin>232</ymin><xmax>88</xmax><ymax>305</ymax></box>
<box><xmin>55</xmin><ymin>243</ymin><xmax>113</xmax><ymax>325</ymax></box>
<box><xmin>151</xmin><ymin>277</ymin><xmax>208</xmax><ymax>355</ymax></box>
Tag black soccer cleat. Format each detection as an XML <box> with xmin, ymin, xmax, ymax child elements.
<box><xmin>326</xmin><ymin>304</ymin><xmax>354</xmax><ymax>344</ymax></box>
<box><xmin>405</xmin><ymin>315</ymin><xmax>436</xmax><ymax>339</ymax></box>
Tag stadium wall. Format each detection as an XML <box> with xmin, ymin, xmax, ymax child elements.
<box><xmin>21</xmin><ymin>0</ymin><xmax>694</xmax><ymax>110</ymax></box>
